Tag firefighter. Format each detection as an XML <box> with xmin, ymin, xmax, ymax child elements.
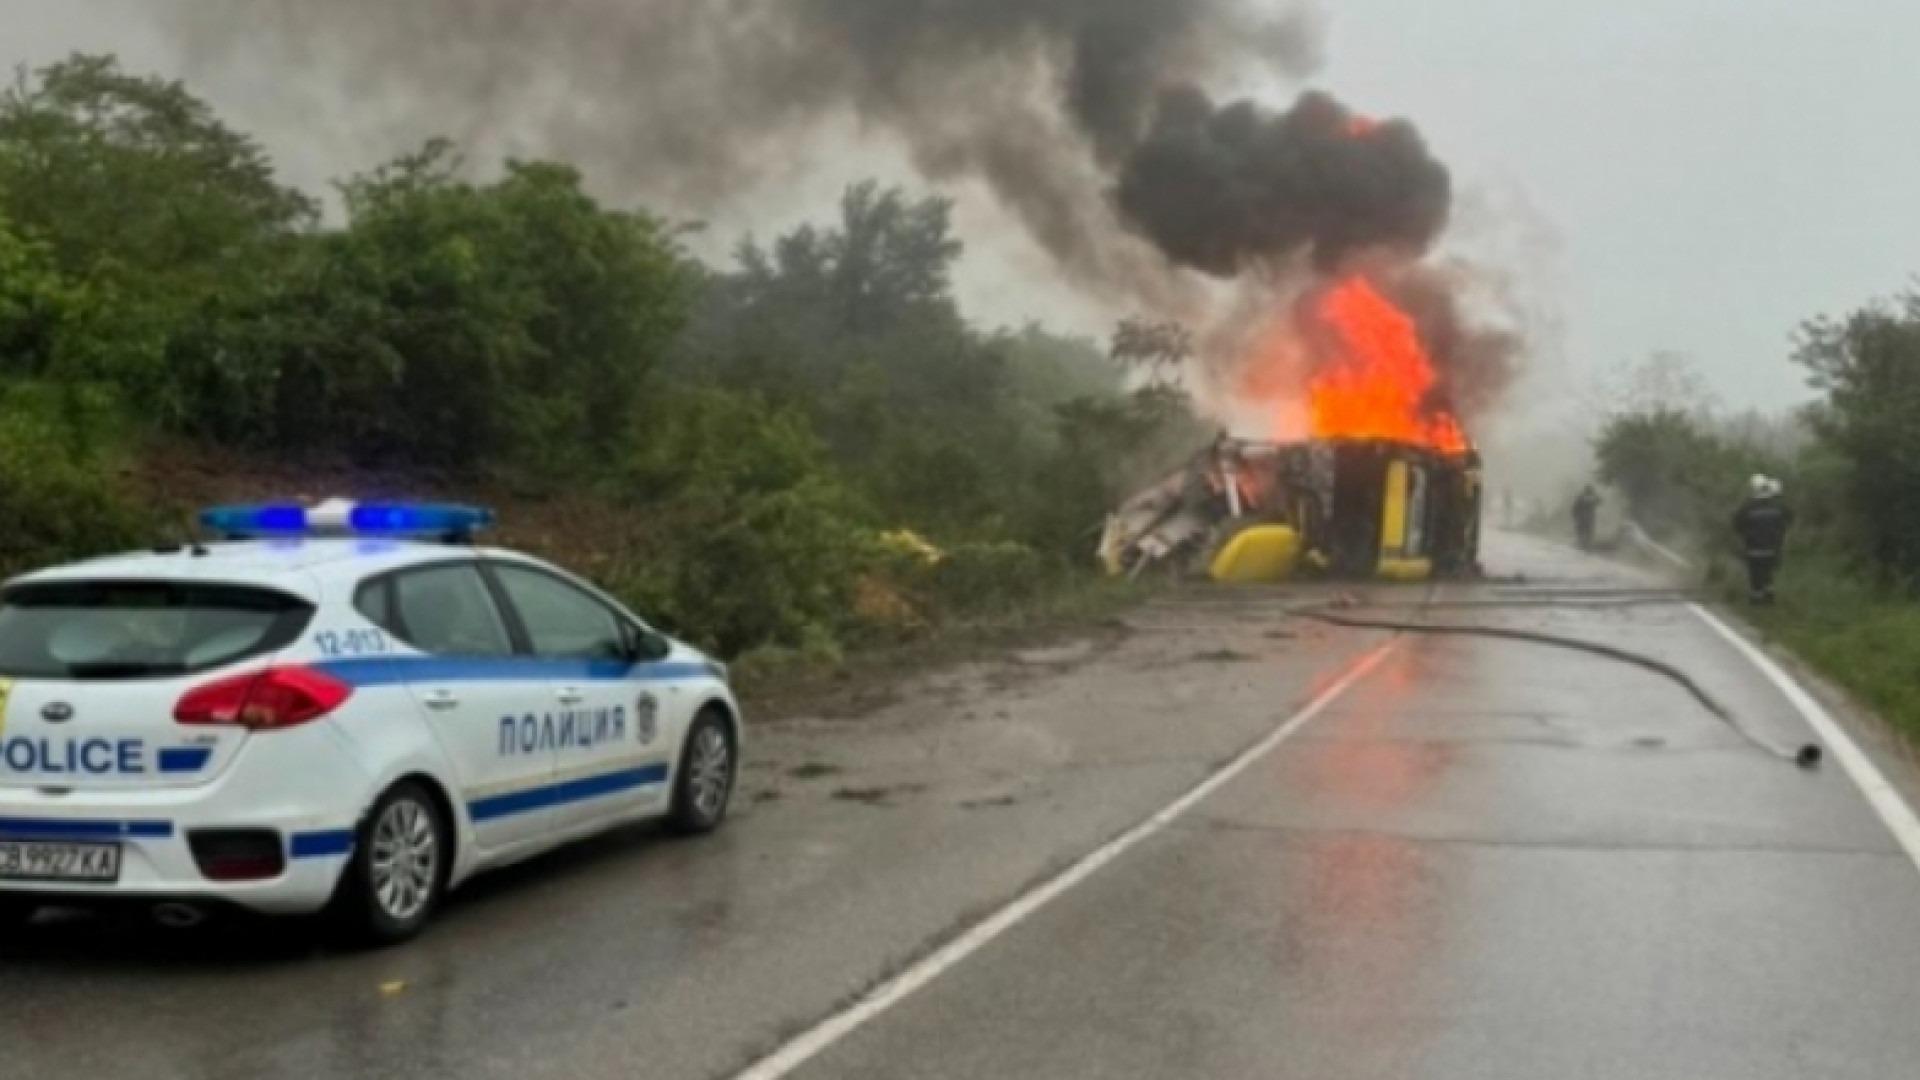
<box><xmin>1572</xmin><ymin>485</ymin><xmax>1601</xmax><ymax>550</ymax></box>
<box><xmin>1732</xmin><ymin>475</ymin><xmax>1794</xmax><ymax>605</ymax></box>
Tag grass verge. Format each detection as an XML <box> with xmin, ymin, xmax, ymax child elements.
<box><xmin>1735</xmin><ymin>554</ymin><xmax>1920</xmax><ymax>742</ymax></box>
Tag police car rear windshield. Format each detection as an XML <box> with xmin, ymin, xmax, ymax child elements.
<box><xmin>0</xmin><ymin>582</ymin><xmax>314</xmax><ymax>681</ymax></box>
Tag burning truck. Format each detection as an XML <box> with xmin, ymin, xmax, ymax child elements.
<box><xmin>1100</xmin><ymin>435</ymin><xmax>1481</xmax><ymax>583</ymax></box>
<box><xmin>1101</xmin><ymin>277</ymin><xmax>1486</xmax><ymax>584</ymax></box>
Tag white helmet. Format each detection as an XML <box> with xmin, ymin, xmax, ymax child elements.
<box><xmin>1764</xmin><ymin>478</ymin><xmax>1784</xmax><ymax>498</ymax></box>
<box><xmin>1749</xmin><ymin>474</ymin><xmax>1770</xmax><ymax>497</ymax></box>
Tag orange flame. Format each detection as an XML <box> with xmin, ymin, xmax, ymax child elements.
<box><xmin>1306</xmin><ymin>277</ymin><xmax>1468</xmax><ymax>454</ymax></box>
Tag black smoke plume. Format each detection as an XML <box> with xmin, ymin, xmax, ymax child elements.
<box><xmin>1118</xmin><ymin>89</ymin><xmax>1452</xmax><ymax>277</ymax></box>
<box><xmin>136</xmin><ymin>2</ymin><xmax>1350</xmax><ymax>293</ymax></box>
<box><xmin>136</xmin><ymin>0</ymin><xmax>1509</xmax><ymax>414</ymax></box>
<box><xmin>1388</xmin><ymin>264</ymin><xmax>1525</xmax><ymax>424</ymax></box>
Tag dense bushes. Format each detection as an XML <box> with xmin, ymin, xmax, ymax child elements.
<box><xmin>0</xmin><ymin>57</ymin><xmax>316</xmax><ymax>427</ymax></box>
<box><xmin>0</xmin><ymin>384</ymin><xmax>152</xmax><ymax>578</ymax></box>
<box><xmin>1594</xmin><ymin>407</ymin><xmax>1786</xmax><ymax>547</ymax></box>
<box><xmin>1597</xmin><ymin>283</ymin><xmax>1920</xmax><ymax>592</ymax></box>
<box><xmin>602</xmin><ymin>383</ymin><xmax>878</xmax><ymax>656</ymax></box>
<box><xmin>0</xmin><ymin>61</ymin><xmax>692</xmax><ymax>469</ymax></box>
<box><xmin>0</xmin><ymin>57</ymin><xmax>1192</xmax><ymax>658</ymax></box>
<box><xmin>1587</xmin><ymin>294</ymin><xmax>1920</xmax><ymax>739</ymax></box>
<box><xmin>1793</xmin><ymin>289</ymin><xmax>1920</xmax><ymax>582</ymax></box>
<box><xmin>166</xmin><ymin>147</ymin><xmax>695</xmax><ymax>472</ymax></box>
<box><xmin>924</xmin><ymin>542</ymin><xmax>1056</xmax><ymax>615</ymax></box>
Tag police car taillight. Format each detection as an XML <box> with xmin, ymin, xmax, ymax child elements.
<box><xmin>174</xmin><ymin>666</ymin><xmax>353</xmax><ymax>730</ymax></box>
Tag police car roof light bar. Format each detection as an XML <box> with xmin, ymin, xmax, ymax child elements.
<box><xmin>198</xmin><ymin>499</ymin><xmax>496</xmax><ymax>542</ymax></box>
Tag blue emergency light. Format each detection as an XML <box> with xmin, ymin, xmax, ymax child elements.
<box><xmin>199</xmin><ymin>499</ymin><xmax>496</xmax><ymax>540</ymax></box>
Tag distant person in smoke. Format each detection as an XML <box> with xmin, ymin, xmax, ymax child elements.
<box><xmin>1572</xmin><ymin>486</ymin><xmax>1601</xmax><ymax>550</ymax></box>
<box><xmin>1733</xmin><ymin>475</ymin><xmax>1794</xmax><ymax>605</ymax></box>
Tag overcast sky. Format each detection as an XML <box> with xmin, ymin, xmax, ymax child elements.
<box><xmin>4</xmin><ymin>0</ymin><xmax>1915</xmax><ymax>416</ymax></box>
<box><xmin>1322</xmin><ymin>0</ymin><xmax>1920</xmax><ymax>413</ymax></box>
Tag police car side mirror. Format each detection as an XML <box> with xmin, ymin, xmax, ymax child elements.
<box><xmin>625</xmin><ymin>624</ymin><xmax>672</xmax><ymax>664</ymax></box>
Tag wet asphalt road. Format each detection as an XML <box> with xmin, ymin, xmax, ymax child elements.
<box><xmin>8</xmin><ymin>534</ymin><xmax>1920</xmax><ymax>1079</ymax></box>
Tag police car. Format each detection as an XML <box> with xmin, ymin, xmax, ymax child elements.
<box><xmin>0</xmin><ymin>500</ymin><xmax>741</xmax><ymax>945</ymax></box>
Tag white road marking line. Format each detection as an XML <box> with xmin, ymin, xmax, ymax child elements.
<box><xmin>729</xmin><ymin>642</ymin><xmax>1398</xmax><ymax>1080</ymax></box>
<box><xmin>1568</xmin><ymin>528</ymin><xmax>1920</xmax><ymax>868</ymax></box>
<box><xmin>1692</xmin><ymin>604</ymin><xmax>1920</xmax><ymax>876</ymax></box>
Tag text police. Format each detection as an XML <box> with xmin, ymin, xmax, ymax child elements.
<box><xmin>499</xmin><ymin>706</ymin><xmax>629</xmax><ymax>757</ymax></box>
<box><xmin>2</xmin><ymin>736</ymin><xmax>146</xmax><ymax>776</ymax></box>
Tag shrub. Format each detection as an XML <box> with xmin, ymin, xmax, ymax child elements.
<box><xmin>0</xmin><ymin>387</ymin><xmax>153</xmax><ymax>576</ymax></box>
<box><xmin>1795</xmin><ymin>289</ymin><xmax>1920</xmax><ymax>581</ymax></box>
<box><xmin>606</xmin><ymin>481</ymin><xmax>877</xmax><ymax>658</ymax></box>
<box><xmin>1595</xmin><ymin>407</ymin><xmax>1787</xmax><ymax>549</ymax></box>
<box><xmin>922</xmin><ymin>541</ymin><xmax>1056</xmax><ymax>616</ymax></box>
<box><xmin>602</xmin><ymin>384</ymin><xmax>881</xmax><ymax>657</ymax></box>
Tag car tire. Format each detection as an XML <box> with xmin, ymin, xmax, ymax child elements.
<box><xmin>669</xmin><ymin>708</ymin><xmax>736</xmax><ymax>836</ymax></box>
<box><xmin>331</xmin><ymin>781</ymin><xmax>449</xmax><ymax>948</ymax></box>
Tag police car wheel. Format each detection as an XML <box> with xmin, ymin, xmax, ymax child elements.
<box><xmin>669</xmin><ymin>710</ymin><xmax>735</xmax><ymax>835</ymax></box>
<box><xmin>334</xmin><ymin>781</ymin><xmax>448</xmax><ymax>946</ymax></box>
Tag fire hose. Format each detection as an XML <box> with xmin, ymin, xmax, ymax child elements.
<box><xmin>1282</xmin><ymin>597</ymin><xmax>1825</xmax><ymax>770</ymax></box>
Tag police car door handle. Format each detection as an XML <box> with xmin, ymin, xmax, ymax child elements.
<box><xmin>422</xmin><ymin>689</ymin><xmax>461</xmax><ymax>711</ymax></box>
<box><xmin>555</xmin><ymin>688</ymin><xmax>585</xmax><ymax>706</ymax></box>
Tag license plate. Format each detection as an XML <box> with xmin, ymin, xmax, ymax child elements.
<box><xmin>0</xmin><ymin>840</ymin><xmax>122</xmax><ymax>883</ymax></box>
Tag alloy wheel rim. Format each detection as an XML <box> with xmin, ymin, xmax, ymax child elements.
<box><xmin>689</xmin><ymin>727</ymin><xmax>733</xmax><ymax>821</ymax></box>
<box><xmin>370</xmin><ymin>799</ymin><xmax>438</xmax><ymax>922</ymax></box>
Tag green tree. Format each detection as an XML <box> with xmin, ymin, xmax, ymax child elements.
<box><xmin>999</xmin><ymin>325</ymin><xmax>1124</xmax><ymax>435</ymax></box>
<box><xmin>0</xmin><ymin>55</ymin><xmax>315</xmax><ymax>422</ymax></box>
<box><xmin>684</xmin><ymin>183</ymin><xmax>1029</xmax><ymax>535</ymax></box>
<box><xmin>1594</xmin><ymin>406</ymin><xmax>1788</xmax><ymax>549</ymax></box>
<box><xmin>483</xmin><ymin>159</ymin><xmax>694</xmax><ymax>469</ymax></box>
<box><xmin>683</xmin><ymin>180</ymin><xmax>1208</xmax><ymax>559</ymax></box>
<box><xmin>260</xmin><ymin>143</ymin><xmax>539</xmax><ymax>465</ymax></box>
<box><xmin>0</xmin><ymin>211</ymin><xmax>67</xmax><ymax>374</ymax></box>
<box><xmin>174</xmin><ymin>142</ymin><xmax>695</xmax><ymax>471</ymax></box>
<box><xmin>1794</xmin><ymin>287</ymin><xmax>1920</xmax><ymax>580</ymax></box>
<box><xmin>611</xmin><ymin>383</ymin><xmax>876</xmax><ymax>656</ymax></box>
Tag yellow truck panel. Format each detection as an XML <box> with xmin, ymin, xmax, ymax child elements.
<box><xmin>1208</xmin><ymin>525</ymin><xmax>1305</xmax><ymax>584</ymax></box>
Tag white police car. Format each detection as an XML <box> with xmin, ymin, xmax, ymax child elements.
<box><xmin>0</xmin><ymin>500</ymin><xmax>741</xmax><ymax>944</ymax></box>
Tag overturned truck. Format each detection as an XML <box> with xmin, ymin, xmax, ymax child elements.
<box><xmin>1100</xmin><ymin>437</ymin><xmax>1482</xmax><ymax>584</ymax></box>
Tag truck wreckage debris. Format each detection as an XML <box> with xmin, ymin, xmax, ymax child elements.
<box><xmin>1100</xmin><ymin>436</ymin><xmax>1483</xmax><ymax>584</ymax></box>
